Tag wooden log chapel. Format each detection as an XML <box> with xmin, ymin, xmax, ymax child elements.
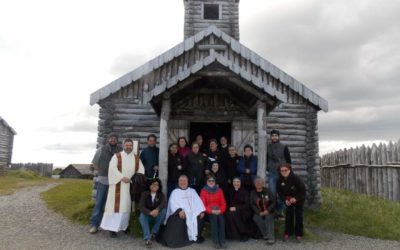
<box><xmin>0</xmin><ymin>116</ymin><xmax>16</xmax><ymax>176</ymax></box>
<box><xmin>90</xmin><ymin>0</ymin><xmax>328</xmax><ymax>207</ymax></box>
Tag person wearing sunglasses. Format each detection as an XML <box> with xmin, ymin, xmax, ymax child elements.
<box><xmin>277</xmin><ymin>163</ymin><xmax>306</xmax><ymax>243</ymax></box>
<box><xmin>200</xmin><ymin>175</ymin><xmax>227</xmax><ymax>249</ymax></box>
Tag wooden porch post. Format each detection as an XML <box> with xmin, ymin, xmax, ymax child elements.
<box><xmin>257</xmin><ymin>100</ymin><xmax>267</xmax><ymax>178</ymax></box>
<box><xmin>159</xmin><ymin>93</ymin><xmax>171</xmax><ymax>194</ymax></box>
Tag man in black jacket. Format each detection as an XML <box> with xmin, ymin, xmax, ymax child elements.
<box><xmin>89</xmin><ymin>133</ymin><xmax>122</xmax><ymax>234</ymax></box>
<box><xmin>140</xmin><ymin>134</ymin><xmax>160</xmax><ymax>179</ymax></box>
<box><xmin>267</xmin><ymin>129</ymin><xmax>291</xmax><ymax>216</ymax></box>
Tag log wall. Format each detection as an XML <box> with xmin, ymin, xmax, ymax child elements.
<box><xmin>321</xmin><ymin>165</ymin><xmax>400</xmax><ymax>201</ymax></box>
<box><xmin>0</xmin><ymin>122</ymin><xmax>14</xmax><ymax>176</ymax></box>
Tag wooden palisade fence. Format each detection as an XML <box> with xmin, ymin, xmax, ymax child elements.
<box><xmin>321</xmin><ymin>140</ymin><xmax>400</xmax><ymax>201</ymax></box>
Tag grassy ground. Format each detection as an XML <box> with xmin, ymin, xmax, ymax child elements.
<box><xmin>41</xmin><ymin>179</ymin><xmax>94</xmax><ymax>225</ymax></box>
<box><xmin>40</xmin><ymin>181</ymin><xmax>400</xmax><ymax>241</ymax></box>
<box><xmin>306</xmin><ymin>188</ymin><xmax>400</xmax><ymax>241</ymax></box>
<box><xmin>0</xmin><ymin>169</ymin><xmax>55</xmax><ymax>196</ymax></box>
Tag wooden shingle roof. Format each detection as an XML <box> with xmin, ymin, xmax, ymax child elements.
<box><xmin>0</xmin><ymin>116</ymin><xmax>17</xmax><ymax>135</ymax></box>
<box><xmin>90</xmin><ymin>26</ymin><xmax>328</xmax><ymax>112</ymax></box>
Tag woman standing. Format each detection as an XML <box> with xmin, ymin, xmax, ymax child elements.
<box><xmin>277</xmin><ymin>163</ymin><xmax>306</xmax><ymax>243</ymax></box>
<box><xmin>224</xmin><ymin>177</ymin><xmax>252</xmax><ymax>241</ymax></box>
<box><xmin>200</xmin><ymin>175</ymin><xmax>227</xmax><ymax>249</ymax></box>
<box><xmin>224</xmin><ymin>145</ymin><xmax>240</xmax><ymax>184</ymax></box>
<box><xmin>237</xmin><ymin>145</ymin><xmax>257</xmax><ymax>191</ymax></box>
<box><xmin>167</xmin><ymin>143</ymin><xmax>184</xmax><ymax>198</ymax></box>
<box><xmin>177</xmin><ymin>137</ymin><xmax>191</xmax><ymax>159</ymax></box>
<box><xmin>185</xmin><ymin>142</ymin><xmax>208</xmax><ymax>194</ymax></box>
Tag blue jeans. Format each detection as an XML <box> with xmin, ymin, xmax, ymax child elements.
<box><xmin>90</xmin><ymin>182</ymin><xmax>108</xmax><ymax>227</ymax></box>
<box><xmin>268</xmin><ymin>171</ymin><xmax>284</xmax><ymax>212</ymax></box>
<box><xmin>139</xmin><ymin>208</ymin><xmax>167</xmax><ymax>240</ymax></box>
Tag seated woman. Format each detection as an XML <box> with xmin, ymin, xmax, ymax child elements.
<box><xmin>138</xmin><ymin>178</ymin><xmax>167</xmax><ymax>248</ymax></box>
<box><xmin>200</xmin><ymin>175</ymin><xmax>227</xmax><ymax>249</ymax></box>
<box><xmin>167</xmin><ymin>143</ymin><xmax>184</xmax><ymax>198</ymax></box>
<box><xmin>277</xmin><ymin>163</ymin><xmax>306</xmax><ymax>243</ymax></box>
<box><xmin>250</xmin><ymin>177</ymin><xmax>276</xmax><ymax>245</ymax></box>
<box><xmin>237</xmin><ymin>145</ymin><xmax>258</xmax><ymax>191</ymax></box>
<box><xmin>225</xmin><ymin>177</ymin><xmax>252</xmax><ymax>241</ymax></box>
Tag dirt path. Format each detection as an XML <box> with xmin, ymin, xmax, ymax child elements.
<box><xmin>0</xmin><ymin>184</ymin><xmax>399</xmax><ymax>250</ymax></box>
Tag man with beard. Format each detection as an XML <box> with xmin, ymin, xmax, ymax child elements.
<box><xmin>100</xmin><ymin>138</ymin><xmax>145</xmax><ymax>237</ymax></box>
<box><xmin>89</xmin><ymin>133</ymin><xmax>122</xmax><ymax>234</ymax></box>
<box><xmin>267</xmin><ymin>129</ymin><xmax>291</xmax><ymax>217</ymax></box>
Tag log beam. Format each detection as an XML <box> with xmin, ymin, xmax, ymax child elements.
<box><xmin>158</xmin><ymin>93</ymin><xmax>171</xmax><ymax>194</ymax></box>
<box><xmin>257</xmin><ymin>100</ymin><xmax>267</xmax><ymax>178</ymax></box>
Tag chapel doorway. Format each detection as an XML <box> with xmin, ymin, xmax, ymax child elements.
<box><xmin>189</xmin><ymin>122</ymin><xmax>231</xmax><ymax>146</ymax></box>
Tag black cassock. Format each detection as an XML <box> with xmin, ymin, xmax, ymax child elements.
<box><xmin>224</xmin><ymin>187</ymin><xmax>253</xmax><ymax>240</ymax></box>
<box><xmin>158</xmin><ymin>209</ymin><xmax>191</xmax><ymax>248</ymax></box>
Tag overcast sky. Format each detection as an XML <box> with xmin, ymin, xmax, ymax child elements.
<box><xmin>1</xmin><ymin>0</ymin><xmax>399</xmax><ymax>167</ymax></box>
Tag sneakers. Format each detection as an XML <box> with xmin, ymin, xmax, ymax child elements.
<box><xmin>296</xmin><ymin>236</ymin><xmax>302</xmax><ymax>243</ymax></box>
<box><xmin>109</xmin><ymin>231</ymin><xmax>117</xmax><ymax>238</ymax></box>
<box><xmin>220</xmin><ymin>243</ymin><xmax>228</xmax><ymax>249</ymax></box>
<box><xmin>89</xmin><ymin>226</ymin><xmax>98</xmax><ymax>234</ymax></box>
<box><xmin>283</xmin><ymin>234</ymin><xmax>289</xmax><ymax>242</ymax></box>
<box><xmin>196</xmin><ymin>236</ymin><xmax>205</xmax><ymax>244</ymax></box>
<box><xmin>145</xmin><ymin>240</ymin><xmax>152</xmax><ymax>248</ymax></box>
<box><xmin>213</xmin><ymin>243</ymin><xmax>220</xmax><ymax>249</ymax></box>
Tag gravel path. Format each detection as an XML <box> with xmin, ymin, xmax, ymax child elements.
<box><xmin>0</xmin><ymin>184</ymin><xmax>399</xmax><ymax>250</ymax></box>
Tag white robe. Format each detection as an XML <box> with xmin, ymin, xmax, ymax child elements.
<box><xmin>165</xmin><ymin>188</ymin><xmax>205</xmax><ymax>241</ymax></box>
<box><xmin>100</xmin><ymin>150</ymin><xmax>144</xmax><ymax>232</ymax></box>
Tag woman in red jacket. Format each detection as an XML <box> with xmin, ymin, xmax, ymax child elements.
<box><xmin>200</xmin><ymin>174</ymin><xmax>227</xmax><ymax>249</ymax></box>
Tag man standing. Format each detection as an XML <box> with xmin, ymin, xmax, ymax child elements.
<box><xmin>89</xmin><ymin>133</ymin><xmax>122</xmax><ymax>234</ymax></box>
<box><xmin>140</xmin><ymin>134</ymin><xmax>159</xmax><ymax>179</ymax></box>
<box><xmin>267</xmin><ymin>129</ymin><xmax>291</xmax><ymax>216</ymax></box>
<box><xmin>164</xmin><ymin>175</ymin><xmax>205</xmax><ymax>244</ymax></box>
<box><xmin>100</xmin><ymin>138</ymin><xmax>145</xmax><ymax>237</ymax></box>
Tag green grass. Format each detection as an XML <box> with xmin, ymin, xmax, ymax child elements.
<box><xmin>306</xmin><ymin>188</ymin><xmax>400</xmax><ymax>240</ymax></box>
<box><xmin>0</xmin><ymin>169</ymin><xmax>54</xmax><ymax>196</ymax></box>
<box><xmin>41</xmin><ymin>179</ymin><xmax>94</xmax><ymax>225</ymax></box>
<box><xmin>41</xmin><ymin>181</ymin><xmax>400</xmax><ymax>241</ymax></box>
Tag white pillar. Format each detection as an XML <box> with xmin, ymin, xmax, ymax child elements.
<box><xmin>159</xmin><ymin>94</ymin><xmax>171</xmax><ymax>194</ymax></box>
<box><xmin>257</xmin><ymin>100</ymin><xmax>267</xmax><ymax>178</ymax></box>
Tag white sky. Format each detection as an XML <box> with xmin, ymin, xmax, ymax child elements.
<box><xmin>0</xmin><ymin>0</ymin><xmax>398</xmax><ymax>167</ymax></box>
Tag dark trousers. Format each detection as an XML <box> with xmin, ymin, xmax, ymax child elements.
<box><xmin>285</xmin><ymin>204</ymin><xmax>303</xmax><ymax>237</ymax></box>
<box><xmin>209</xmin><ymin>214</ymin><xmax>226</xmax><ymax>245</ymax></box>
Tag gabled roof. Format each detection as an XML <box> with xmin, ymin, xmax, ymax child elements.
<box><xmin>0</xmin><ymin>116</ymin><xmax>17</xmax><ymax>135</ymax></box>
<box><xmin>90</xmin><ymin>26</ymin><xmax>328</xmax><ymax>112</ymax></box>
<box><xmin>62</xmin><ymin>164</ymin><xmax>93</xmax><ymax>176</ymax></box>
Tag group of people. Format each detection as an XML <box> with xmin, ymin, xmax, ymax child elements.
<box><xmin>89</xmin><ymin>129</ymin><xmax>306</xmax><ymax>249</ymax></box>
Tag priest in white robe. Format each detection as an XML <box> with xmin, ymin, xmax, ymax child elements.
<box><xmin>100</xmin><ymin>138</ymin><xmax>144</xmax><ymax>237</ymax></box>
<box><xmin>165</xmin><ymin>175</ymin><xmax>205</xmax><ymax>242</ymax></box>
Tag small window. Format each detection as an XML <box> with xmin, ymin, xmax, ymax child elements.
<box><xmin>203</xmin><ymin>4</ymin><xmax>220</xmax><ymax>20</ymax></box>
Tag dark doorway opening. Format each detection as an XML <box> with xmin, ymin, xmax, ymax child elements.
<box><xmin>189</xmin><ymin>122</ymin><xmax>231</xmax><ymax>147</ymax></box>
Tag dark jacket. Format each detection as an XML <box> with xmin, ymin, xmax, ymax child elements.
<box><xmin>92</xmin><ymin>143</ymin><xmax>122</xmax><ymax>177</ymax></box>
<box><xmin>207</xmin><ymin>149</ymin><xmax>223</xmax><ymax>168</ymax></box>
<box><xmin>140</xmin><ymin>146</ymin><xmax>160</xmax><ymax>178</ymax></box>
<box><xmin>185</xmin><ymin>152</ymin><xmax>207</xmax><ymax>186</ymax></box>
<box><xmin>277</xmin><ymin>172</ymin><xmax>306</xmax><ymax>205</ymax></box>
<box><xmin>168</xmin><ymin>153</ymin><xmax>184</xmax><ymax>183</ymax></box>
<box><xmin>226</xmin><ymin>187</ymin><xmax>251</xmax><ymax>216</ymax></box>
<box><xmin>250</xmin><ymin>187</ymin><xmax>276</xmax><ymax>214</ymax></box>
<box><xmin>224</xmin><ymin>155</ymin><xmax>240</xmax><ymax>181</ymax></box>
<box><xmin>267</xmin><ymin>141</ymin><xmax>291</xmax><ymax>173</ymax></box>
<box><xmin>237</xmin><ymin>155</ymin><xmax>258</xmax><ymax>177</ymax></box>
<box><xmin>211</xmin><ymin>168</ymin><xmax>228</xmax><ymax>190</ymax></box>
<box><xmin>139</xmin><ymin>190</ymin><xmax>167</xmax><ymax>216</ymax></box>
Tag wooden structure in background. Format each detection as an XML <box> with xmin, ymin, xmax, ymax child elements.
<box><xmin>90</xmin><ymin>0</ymin><xmax>328</xmax><ymax>206</ymax></box>
<box><xmin>321</xmin><ymin>140</ymin><xmax>400</xmax><ymax>201</ymax></box>
<box><xmin>60</xmin><ymin>164</ymin><xmax>94</xmax><ymax>179</ymax></box>
<box><xmin>0</xmin><ymin>116</ymin><xmax>16</xmax><ymax>176</ymax></box>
